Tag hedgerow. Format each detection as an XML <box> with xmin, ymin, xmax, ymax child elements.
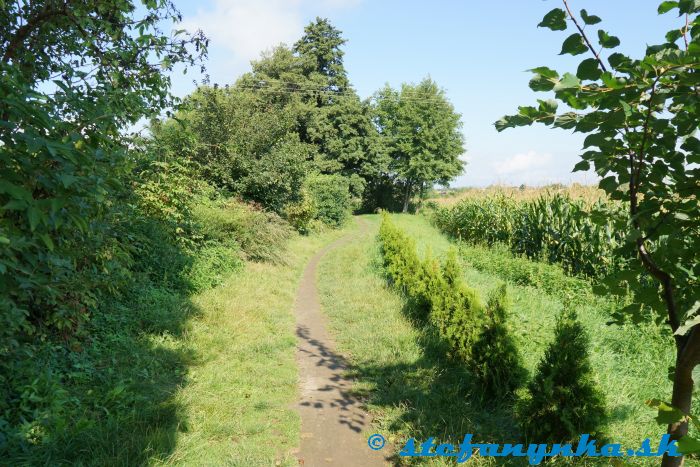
<box><xmin>378</xmin><ymin>214</ymin><xmax>524</xmax><ymax>399</ymax></box>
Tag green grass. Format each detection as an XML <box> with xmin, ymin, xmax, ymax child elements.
<box><xmin>317</xmin><ymin>214</ymin><xmax>675</xmax><ymax>465</ymax></box>
<box><xmin>152</xmin><ymin>224</ymin><xmax>351</xmax><ymax>466</ymax></box>
<box><xmin>9</xmin><ymin>222</ymin><xmax>352</xmax><ymax>466</ymax></box>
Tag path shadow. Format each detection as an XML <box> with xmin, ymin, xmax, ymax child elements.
<box><xmin>297</xmin><ymin>324</ymin><xmax>373</xmax><ymax>435</ymax></box>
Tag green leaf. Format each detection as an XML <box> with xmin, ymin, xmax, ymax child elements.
<box><xmin>601</xmin><ymin>72</ymin><xmax>626</xmax><ymax>89</ymax></box>
<box><xmin>27</xmin><ymin>207</ymin><xmax>41</xmax><ymax>231</ymax></box>
<box><xmin>647</xmin><ymin>399</ymin><xmax>688</xmax><ymax>425</ymax></box>
<box><xmin>529</xmin><ymin>74</ymin><xmax>556</xmax><ymax>92</ymax></box>
<box><xmin>658</xmin><ymin>1</ymin><xmax>679</xmax><ymax>14</ymax></box>
<box><xmin>666</xmin><ymin>29</ymin><xmax>683</xmax><ymax>43</ymax></box>
<box><xmin>538</xmin><ymin>99</ymin><xmax>558</xmax><ymax>114</ymax></box>
<box><xmin>538</xmin><ymin>8</ymin><xmax>567</xmax><ymax>31</ymax></box>
<box><xmin>599</xmin><ymin>175</ymin><xmax>619</xmax><ymax>193</ymax></box>
<box><xmin>577</xmin><ymin>58</ymin><xmax>602</xmax><ymax>80</ymax></box>
<box><xmin>39</xmin><ymin>233</ymin><xmax>54</xmax><ymax>251</ymax></box>
<box><xmin>0</xmin><ymin>181</ymin><xmax>32</xmax><ymax>201</ymax></box>
<box><xmin>554</xmin><ymin>73</ymin><xmax>581</xmax><ymax>91</ymax></box>
<box><xmin>678</xmin><ymin>0</ymin><xmax>700</xmax><ymax>14</ymax></box>
<box><xmin>677</xmin><ymin>436</ymin><xmax>700</xmax><ymax>455</ymax></box>
<box><xmin>580</xmin><ymin>9</ymin><xmax>602</xmax><ymax>25</ymax></box>
<box><xmin>608</xmin><ymin>53</ymin><xmax>631</xmax><ymax>69</ymax></box>
<box><xmin>573</xmin><ymin>160</ymin><xmax>590</xmax><ymax>172</ymax></box>
<box><xmin>528</xmin><ymin>67</ymin><xmax>559</xmax><ymax>79</ymax></box>
<box><xmin>0</xmin><ymin>236</ymin><xmax>9</xmax><ymax>245</ymax></box>
<box><xmin>675</xmin><ymin>301</ymin><xmax>700</xmax><ymax>336</ymax></box>
<box><xmin>598</xmin><ymin>30</ymin><xmax>621</xmax><ymax>48</ymax></box>
<box><xmin>620</xmin><ymin>100</ymin><xmax>632</xmax><ymax>118</ymax></box>
<box><xmin>560</xmin><ymin>33</ymin><xmax>588</xmax><ymax>55</ymax></box>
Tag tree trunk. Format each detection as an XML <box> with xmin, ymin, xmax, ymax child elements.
<box><xmin>662</xmin><ymin>330</ymin><xmax>700</xmax><ymax>467</ymax></box>
<box><xmin>662</xmin><ymin>357</ymin><xmax>694</xmax><ymax>467</ymax></box>
<box><xmin>402</xmin><ymin>181</ymin><xmax>412</xmax><ymax>213</ymax></box>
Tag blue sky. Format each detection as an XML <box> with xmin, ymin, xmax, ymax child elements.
<box><xmin>169</xmin><ymin>0</ymin><xmax>682</xmax><ymax>187</ymax></box>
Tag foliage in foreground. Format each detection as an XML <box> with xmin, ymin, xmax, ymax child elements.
<box><xmin>495</xmin><ymin>1</ymin><xmax>698</xmax><ymax>461</ymax></box>
<box><xmin>518</xmin><ymin>310</ymin><xmax>606</xmax><ymax>444</ymax></box>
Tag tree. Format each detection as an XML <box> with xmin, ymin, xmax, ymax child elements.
<box><xmin>293</xmin><ymin>17</ymin><xmax>350</xmax><ymax>93</ymax></box>
<box><xmin>308</xmin><ymin>94</ymin><xmax>387</xmax><ymax>198</ymax></box>
<box><xmin>0</xmin><ymin>0</ymin><xmax>206</xmax><ymax>448</ymax></box>
<box><xmin>0</xmin><ymin>0</ymin><xmax>206</xmax><ymax>349</ymax></box>
<box><xmin>496</xmin><ymin>2</ymin><xmax>699</xmax><ymax>465</ymax></box>
<box><xmin>373</xmin><ymin>78</ymin><xmax>465</xmax><ymax>212</ymax></box>
<box><xmin>152</xmin><ymin>84</ymin><xmax>313</xmax><ymax>213</ymax></box>
<box><xmin>518</xmin><ymin>310</ymin><xmax>606</xmax><ymax>443</ymax></box>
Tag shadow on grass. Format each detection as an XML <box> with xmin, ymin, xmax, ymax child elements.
<box><xmin>345</xmin><ymin>255</ymin><xmax>525</xmax><ymax>465</ymax></box>
<box><xmin>3</xmin><ymin>219</ymin><xmax>213</xmax><ymax>466</ymax></box>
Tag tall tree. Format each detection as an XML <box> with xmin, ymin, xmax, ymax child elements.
<box><xmin>496</xmin><ymin>2</ymin><xmax>699</xmax><ymax>465</ymax></box>
<box><xmin>293</xmin><ymin>17</ymin><xmax>350</xmax><ymax>93</ymax></box>
<box><xmin>373</xmin><ymin>78</ymin><xmax>465</xmax><ymax>212</ymax></box>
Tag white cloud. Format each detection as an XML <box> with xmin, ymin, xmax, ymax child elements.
<box><xmin>494</xmin><ymin>150</ymin><xmax>552</xmax><ymax>175</ymax></box>
<box><xmin>181</xmin><ymin>0</ymin><xmax>360</xmax><ymax>65</ymax></box>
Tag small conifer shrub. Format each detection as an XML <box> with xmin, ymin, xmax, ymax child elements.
<box><xmin>518</xmin><ymin>310</ymin><xmax>606</xmax><ymax>443</ymax></box>
<box><xmin>469</xmin><ymin>284</ymin><xmax>526</xmax><ymax>399</ymax></box>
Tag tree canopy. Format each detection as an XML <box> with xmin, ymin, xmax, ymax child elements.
<box><xmin>373</xmin><ymin>78</ymin><xmax>465</xmax><ymax>211</ymax></box>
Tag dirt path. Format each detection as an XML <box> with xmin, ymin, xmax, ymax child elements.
<box><xmin>293</xmin><ymin>220</ymin><xmax>391</xmax><ymax>466</ymax></box>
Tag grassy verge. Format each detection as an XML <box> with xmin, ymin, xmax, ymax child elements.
<box><xmin>317</xmin><ymin>214</ymin><xmax>674</xmax><ymax>465</ymax></box>
<box><xmin>152</xmin><ymin>224</ymin><xmax>351</xmax><ymax>466</ymax></box>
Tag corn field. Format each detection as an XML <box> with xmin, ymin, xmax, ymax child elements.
<box><xmin>431</xmin><ymin>193</ymin><xmax>631</xmax><ymax>278</ymax></box>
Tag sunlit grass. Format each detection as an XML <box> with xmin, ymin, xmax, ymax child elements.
<box><xmin>317</xmin><ymin>214</ymin><xmax>673</xmax><ymax>466</ymax></box>
<box><xmin>154</xmin><ymin>225</ymin><xmax>351</xmax><ymax>466</ymax></box>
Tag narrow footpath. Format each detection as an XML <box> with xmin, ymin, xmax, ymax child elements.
<box><xmin>293</xmin><ymin>220</ymin><xmax>390</xmax><ymax>466</ymax></box>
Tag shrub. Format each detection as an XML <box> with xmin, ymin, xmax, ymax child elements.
<box><xmin>305</xmin><ymin>173</ymin><xmax>352</xmax><ymax>227</ymax></box>
<box><xmin>284</xmin><ymin>191</ymin><xmax>317</xmax><ymax>234</ymax></box>
<box><xmin>186</xmin><ymin>243</ymin><xmax>242</xmax><ymax>292</ymax></box>
<box><xmin>191</xmin><ymin>197</ymin><xmax>292</xmax><ymax>263</ymax></box>
<box><xmin>430</xmin><ymin>250</ymin><xmax>484</xmax><ymax>361</ymax></box>
<box><xmin>468</xmin><ymin>284</ymin><xmax>526</xmax><ymax>399</ymax></box>
<box><xmin>518</xmin><ymin>310</ymin><xmax>606</xmax><ymax>443</ymax></box>
<box><xmin>378</xmin><ymin>217</ymin><xmax>486</xmax><ymax>372</ymax></box>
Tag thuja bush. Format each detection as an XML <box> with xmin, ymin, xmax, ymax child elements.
<box><xmin>429</xmin><ymin>250</ymin><xmax>484</xmax><ymax>362</ymax></box>
<box><xmin>378</xmin><ymin>214</ymin><xmax>422</xmax><ymax>293</ymax></box>
<box><xmin>378</xmin><ymin>216</ymin><xmax>524</xmax><ymax>400</ymax></box>
<box><xmin>518</xmin><ymin>310</ymin><xmax>606</xmax><ymax>443</ymax></box>
<box><xmin>468</xmin><ymin>284</ymin><xmax>527</xmax><ymax>399</ymax></box>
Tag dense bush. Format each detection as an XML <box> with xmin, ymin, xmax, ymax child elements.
<box><xmin>191</xmin><ymin>197</ymin><xmax>292</xmax><ymax>263</ymax></box>
<box><xmin>432</xmin><ymin>193</ymin><xmax>629</xmax><ymax>278</ymax></box>
<box><xmin>518</xmin><ymin>310</ymin><xmax>606</xmax><ymax>443</ymax></box>
<box><xmin>468</xmin><ymin>284</ymin><xmax>526</xmax><ymax>399</ymax></box>
<box><xmin>305</xmin><ymin>173</ymin><xmax>352</xmax><ymax>227</ymax></box>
